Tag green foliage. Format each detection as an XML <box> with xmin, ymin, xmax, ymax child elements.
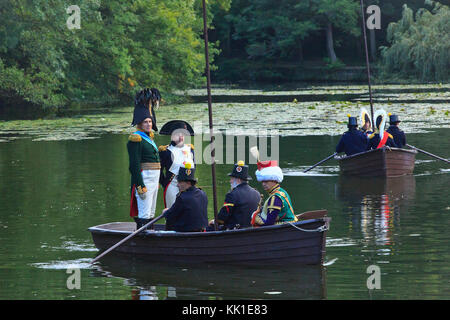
<box><xmin>0</xmin><ymin>0</ymin><xmax>218</xmax><ymax>109</ymax></box>
<box><xmin>380</xmin><ymin>1</ymin><xmax>450</xmax><ymax>82</ymax></box>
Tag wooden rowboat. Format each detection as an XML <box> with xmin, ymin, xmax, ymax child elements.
<box><xmin>338</xmin><ymin>147</ymin><xmax>417</xmax><ymax>177</ymax></box>
<box><xmin>88</xmin><ymin>210</ymin><xmax>330</xmax><ymax>265</ymax></box>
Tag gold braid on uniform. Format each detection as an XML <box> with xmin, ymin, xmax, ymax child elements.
<box><xmin>129</xmin><ymin>133</ymin><xmax>142</xmax><ymax>142</ymax></box>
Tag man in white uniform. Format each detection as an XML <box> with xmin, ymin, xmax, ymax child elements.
<box><xmin>159</xmin><ymin>121</ymin><xmax>195</xmax><ymax>208</ymax></box>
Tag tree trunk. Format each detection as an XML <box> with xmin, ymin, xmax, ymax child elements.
<box><xmin>369</xmin><ymin>28</ymin><xmax>376</xmax><ymax>61</ymax></box>
<box><xmin>326</xmin><ymin>22</ymin><xmax>337</xmax><ymax>63</ymax></box>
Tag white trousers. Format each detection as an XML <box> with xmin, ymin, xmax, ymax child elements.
<box><xmin>135</xmin><ymin>169</ymin><xmax>160</xmax><ymax>219</ymax></box>
<box><xmin>164</xmin><ymin>177</ymin><xmax>179</xmax><ymax>209</ymax></box>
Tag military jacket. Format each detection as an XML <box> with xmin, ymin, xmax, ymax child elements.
<box><xmin>256</xmin><ymin>184</ymin><xmax>297</xmax><ymax>226</ymax></box>
<box><xmin>164</xmin><ymin>186</ymin><xmax>208</xmax><ymax>232</ymax></box>
<box><xmin>127</xmin><ymin>131</ymin><xmax>160</xmax><ymax>189</ymax></box>
<box><xmin>367</xmin><ymin>131</ymin><xmax>397</xmax><ymax>150</ymax></box>
<box><xmin>336</xmin><ymin>128</ymin><xmax>369</xmax><ymax>156</ymax></box>
<box><xmin>387</xmin><ymin>125</ymin><xmax>406</xmax><ymax>148</ymax></box>
<box><xmin>159</xmin><ymin>142</ymin><xmax>195</xmax><ymax>188</ymax></box>
<box><xmin>217</xmin><ymin>182</ymin><xmax>261</xmax><ymax>229</ymax></box>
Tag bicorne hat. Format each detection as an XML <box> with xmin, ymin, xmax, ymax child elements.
<box><xmin>228</xmin><ymin>161</ymin><xmax>252</xmax><ymax>181</ymax></box>
<box><xmin>389</xmin><ymin>114</ymin><xmax>400</xmax><ymax>124</ymax></box>
<box><xmin>159</xmin><ymin>120</ymin><xmax>195</xmax><ymax>136</ymax></box>
<box><xmin>347</xmin><ymin>114</ymin><xmax>358</xmax><ymax>127</ymax></box>
<box><xmin>177</xmin><ymin>162</ymin><xmax>197</xmax><ymax>183</ymax></box>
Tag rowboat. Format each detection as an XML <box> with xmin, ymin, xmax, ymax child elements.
<box><xmin>88</xmin><ymin>210</ymin><xmax>330</xmax><ymax>265</ymax></box>
<box><xmin>338</xmin><ymin>147</ymin><xmax>417</xmax><ymax>177</ymax></box>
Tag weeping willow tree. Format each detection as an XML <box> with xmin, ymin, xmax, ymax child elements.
<box><xmin>380</xmin><ymin>1</ymin><xmax>449</xmax><ymax>82</ymax></box>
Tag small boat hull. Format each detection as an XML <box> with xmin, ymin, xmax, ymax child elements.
<box><xmin>338</xmin><ymin>147</ymin><xmax>417</xmax><ymax>177</ymax></box>
<box><xmin>89</xmin><ymin>216</ymin><xmax>330</xmax><ymax>265</ymax></box>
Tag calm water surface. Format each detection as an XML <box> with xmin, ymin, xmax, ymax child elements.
<box><xmin>0</xmin><ymin>129</ymin><xmax>449</xmax><ymax>299</ymax></box>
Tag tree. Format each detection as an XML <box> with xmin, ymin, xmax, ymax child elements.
<box><xmin>380</xmin><ymin>1</ymin><xmax>450</xmax><ymax>82</ymax></box>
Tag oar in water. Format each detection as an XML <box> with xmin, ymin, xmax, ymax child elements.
<box><xmin>303</xmin><ymin>153</ymin><xmax>338</xmax><ymax>173</ymax></box>
<box><xmin>90</xmin><ymin>214</ymin><xmax>165</xmax><ymax>264</ymax></box>
<box><xmin>406</xmin><ymin>144</ymin><xmax>450</xmax><ymax>164</ymax></box>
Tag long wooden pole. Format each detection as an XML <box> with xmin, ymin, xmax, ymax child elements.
<box><xmin>303</xmin><ymin>153</ymin><xmax>338</xmax><ymax>173</ymax></box>
<box><xmin>202</xmin><ymin>0</ymin><xmax>219</xmax><ymax>231</ymax></box>
<box><xmin>360</xmin><ymin>0</ymin><xmax>375</xmax><ymax>126</ymax></box>
<box><xmin>90</xmin><ymin>214</ymin><xmax>165</xmax><ymax>264</ymax></box>
<box><xmin>406</xmin><ymin>144</ymin><xmax>450</xmax><ymax>164</ymax></box>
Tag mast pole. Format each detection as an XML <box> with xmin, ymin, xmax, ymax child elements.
<box><xmin>360</xmin><ymin>0</ymin><xmax>375</xmax><ymax>126</ymax></box>
<box><xmin>201</xmin><ymin>0</ymin><xmax>219</xmax><ymax>231</ymax></box>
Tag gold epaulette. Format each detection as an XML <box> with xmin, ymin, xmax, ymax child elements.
<box><xmin>388</xmin><ymin>133</ymin><xmax>393</xmax><ymax>139</ymax></box>
<box><xmin>187</xmin><ymin>143</ymin><xmax>194</xmax><ymax>150</ymax></box>
<box><xmin>158</xmin><ymin>144</ymin><xmax>168</xmax><ymax>152</ymax></box>
<box><xmin>368</xmin><ymin>133</ymin><xmax>375</xmax><ymax>139</ymax></box>
<box><xmin>128</xmin><ymin>133</ymin><xmax>142</xmax><ymax>142</ymax></box>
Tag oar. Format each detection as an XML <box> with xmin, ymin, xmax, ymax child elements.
<box><xmin>303</xmin><ymin>152</ymin><xmax>338</xmax><ymax>173</ymax></box>
<box><xmin>406</xmin><ymin>144</ymin><xmax>450</xmax><ymax>164</ymax></box>
<box><xmin>90</xmin><ymin>214</ymin><xmax>165</xmax><ymax>264</ymax></box>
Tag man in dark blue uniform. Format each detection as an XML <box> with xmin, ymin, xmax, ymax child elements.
<box><xmin>336</xmin><ymin>116</ymin><xmax>368</xmax><ymax>156</ymax></box>
<box><xmin>387</xmin><ymin>114</ymin><xmax>406</xmax><ymax>148</ymax></box>
<box><xmin>209</xmin><ymin>161</ymin><xmax>261</xmax><ymax>230</ymax></box>
<box><xmin>162</xmin><ymin>163</ymin><xmax>208</xmax><ymax>232</ymax></box>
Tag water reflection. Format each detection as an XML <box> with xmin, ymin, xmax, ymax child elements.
<box><xmin>336</xmin><ymin>175</ymin><xmax>416</xmax><ymax>246</ymax></box>
<box><xmin>91</xmin><ymin>254</ymin><xmax>327</xmax><ymax>300</ymax></box>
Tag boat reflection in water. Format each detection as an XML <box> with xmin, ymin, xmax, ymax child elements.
<box><xmin>91</xmin><ymin>254</ymin><xmax>327</xmax><ymax>300</ymax></box>
<box><xmin>336</xmin><ymin>175</ymin><xmax>416</xmax><ymax>246</ymax></box>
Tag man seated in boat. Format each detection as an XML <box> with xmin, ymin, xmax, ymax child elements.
<box><xmin>335</xmin><ymin>115</ymin><xmax>369</xmax><ymax>156</ymax></box>
<box><xmin>159</xmin><ymin>121</ymin><xmax>195</xmax><ymax>209</ymax></box>
<box><xmin>250</xmin><ymin>160</ymin><xmax>298</xmax><ymax>227</ymax></box>
<box><xmin>162</xmin><ymin>163</ymin><xmax>208</xmax><ymax>232</ymax></box>
<box><xmin>386</xmin><ymin>113</ymin><xmax>406</xmax><ymax>148</ymax></box>
<box><xmin>367</xmin><ymin>112</ymin><xmax>397</xmax><ymax>150</ymax></box>
<box><xmin>208</xmin><ymin>161</ymin><xmax>261</xmax><ymax>230</ymax></box>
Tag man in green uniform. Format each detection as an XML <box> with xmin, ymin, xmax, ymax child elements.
<box><xmin>251</xmin><ymin>160</ymin><xmax>297</xmax><ymax>226</ymax></box>
<box><xmin>128</xmin><ymin>89</ymin><xmax>161</xmax><ymax>230</ymax></box>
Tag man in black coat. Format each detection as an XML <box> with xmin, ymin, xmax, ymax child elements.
<box><xmin>162</xmin><ymin>163</ymin><xmax>208</xmax><ymax>232</ymax></box>
<box><xmin>387</xmin><ymin>114</ymin><xmax>406</xmax><ymax>148</ymax></box>
<box><xmin>336</xmin><ymin>116</ymin><xmax>369</xmax><ymax>156</ymax></box>
<box><xmin>209</xmin><ymin>161</ymin><xmax>261</xmax><ymax>230</ymax></box>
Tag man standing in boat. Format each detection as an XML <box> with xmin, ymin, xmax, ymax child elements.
<box><xmin>162</xmin><ymin>162</ymin><xmax>208</xmax><ymax>232</ymax></box>
<box><xmin>368</xmin><ymin>111</ymin><xmax>397</xmax><ymax>150</ymax></box>
<box><xmin>128</xmin><ymin>90</ymin><xmax>161</xmax><ymax>230</ymax></box>
<box><xmin>251</xmin><ymin>160</ymin><xmax>297</xmax><ymax>227</ymax></box>
<box><xmin>158</xmin><ymin>121</ymin><xmax>195</xmax><ymax>209</ymax></box>
<box><xmin>336</xmin><ymin>115</ymin><xmax>368</xmax><ymax>156</ymax></box>
<box><xmin>208</xmin><ymin>161</ymin><xmax>261</xmax><ymax>230</ymax></box>
<box><xmin>387</xmin><ymin>113</ymin><xmax>406</xmax><ymax>148</ymax></box>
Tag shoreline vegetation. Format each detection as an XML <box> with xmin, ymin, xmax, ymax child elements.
<box><xmin>0</xmin><ymin>1</ymin><xmax>448</xmax><ymax>118</ymax></box>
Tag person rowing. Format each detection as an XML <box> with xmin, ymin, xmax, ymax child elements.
<box><xmin>336</xmin><ymin>114</ymin><xmax>368</xmax><ymax>156</ymax></box>
<box><xmin>387</xmin><ymin>113</ymin><xmax>406</xmax><ymax>148</ymax></box>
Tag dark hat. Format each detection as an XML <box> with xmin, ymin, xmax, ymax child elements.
<box><xmin>160</xmin><ymin>120</ymin><xmax>195</xmax><ymax>136</ymax></box>
<box><xmin>132</xmin><ymin>89</ymin><xmax>152</xmax><ymax>126</ymax></box>
<box><xmin>177</xmin><ymin>163</ymin><xmax>197</xmax><ymax>183</ymax></box>
<box><xmin>228</xmin><ymin>161</ymin><xmax>252</xmax><ymax>181</ymax></box>
<box><xmin>347</xmin><ymin>116</ymin><xmax>358</xmax><ymax>127</ymax></box>
<box><xmin>389</xmin><ymin>114</ymin><xmax>400</xmax><ymax>124</ymax></box>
